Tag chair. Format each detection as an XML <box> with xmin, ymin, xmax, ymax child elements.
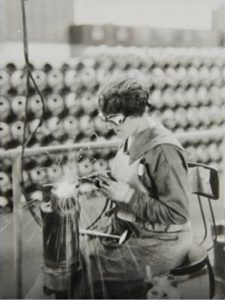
<box><xmin>170</xmin><ymin>162</ymin><xmax>219</xmax><ymax>299</ymax></box>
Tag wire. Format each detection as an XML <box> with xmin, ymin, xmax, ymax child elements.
<box><xmin>197</xmin><ymin>195</ymin><xmax>208</xmax><ymax>245</ymax></box>
<box><xmin>86</xmin><ymin>199</ymin><xmax>110</xmax><ymax>230</ymax></box>
<box><xmin>20</xmin><ymin>0</ymin><xmax>46</xmax><ymax>226</ymax></box>
<box><xmin>20</xmin><ymin>0</ymin><xmax>46</xmax><ymax>147</ymax></box>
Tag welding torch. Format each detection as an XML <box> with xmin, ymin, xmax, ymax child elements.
<box><xmin>80</xmin><ymin>228</ymin><xmax>128</xmax><ymax>244</ymax></box>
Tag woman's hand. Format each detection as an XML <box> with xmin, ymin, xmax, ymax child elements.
<box><xmin>97</xmin><ymin>175</ymin><xmax>134</xmax><ymax>204</ymax></box>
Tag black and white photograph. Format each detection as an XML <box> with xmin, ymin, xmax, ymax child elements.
<box><xmin>0</xmin><ymin>0</ymin><xmax>225</xmax><ymax>299</ymax></box>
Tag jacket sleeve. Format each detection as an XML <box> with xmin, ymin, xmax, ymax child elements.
<box><xmin>124</xmin><ymin>144</ymin><xmax>191</xmax><ymax>224</ymax></box>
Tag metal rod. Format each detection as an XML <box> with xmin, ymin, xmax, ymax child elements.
<box><xmin>79</xmin><ymin>229</ymin><xmax>128</xmax><ymax>244</ymax></box>
<box><xmin>12</xmin><ymin>154</ymin><xmax>23</xmax><ymax>299</ymax></box>
<box><xmin>0</xmin><ymin>140</ymin><xmax>120</xmax><ymax>159</ymax></box>
<box><xmin>0</xmin><ymin>127</ymin><xmax>225</xmax><ymax>159</ymax></box>
<box><xmin>80</xmin><ymin>228</ymin><xmax>121</xmax><ymax>239</ymax></box>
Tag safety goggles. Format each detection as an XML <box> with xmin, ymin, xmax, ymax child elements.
<box><xmin>98</xmin><ymin>112</ymin><xmax>127</xmax><ymax>126</ymax></box>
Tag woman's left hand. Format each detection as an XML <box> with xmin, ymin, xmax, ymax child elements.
<box><xmin>97</xmin><ymin>176</ymin><xmax>134</xmax><ymax>203</ymax></box>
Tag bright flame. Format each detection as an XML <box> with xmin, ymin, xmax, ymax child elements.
<box><xmin>52</xmin><ymin>178</ymin><xmax>78</xmax><ymax>199</ymax></box>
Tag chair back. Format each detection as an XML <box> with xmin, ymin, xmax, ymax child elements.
<box><xmin>188</xmin><ymin>162</ymin><xmax>219</xmax><ymax>200</ymax></box>
<box><xmin>188</xmin><ymin>162</ymin><xmax>219</xmax><ymax>249</ymax></box>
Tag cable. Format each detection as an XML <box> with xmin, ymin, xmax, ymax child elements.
<box><xmin>20</xmin><ymin>0</ymin><xmax>46</xmax><ymax>147</ymax></box>
<box><xmin>20</xmin><ymin>0</ymin><xmax>46</xmax><ymax>226</ymax></box>
<box><xmin>197</xmin><ymin>195</ymin><xmax>208</xmax><ymax>245</ymax></box>
<box><xmin>86</xmin><ymin>199</ymin><xmax>110</xmax><ymax>230</ymax></box>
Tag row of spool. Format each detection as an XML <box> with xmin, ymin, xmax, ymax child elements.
<box><xmin>1</xmin><ymin>85</ymin><xmax>225</xmax><ymax>119</ymax></box>
<box><xmin>0</xmin><ymin>105</ymin><xmax>225</xmax><ymax>148</ymax></box>
<box><xmin>1</xmin><ymin>63</ymin><xmax>225</xmax><ymax>96</ymax></box>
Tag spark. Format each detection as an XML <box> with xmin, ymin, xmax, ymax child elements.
<box><xmin>52</xmin><ymin>179</ymin><xmax>78</xmax><ymax>199</ymax></box>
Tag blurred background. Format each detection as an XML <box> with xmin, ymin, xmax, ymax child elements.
<box><xmin>1</xmin><ymin>0</ymin><xmax>225</xmax><ymax>298</ymax></box>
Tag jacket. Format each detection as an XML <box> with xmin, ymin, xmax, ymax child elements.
<box><xmin>111</xmin><ymin>122</ymin><xmax>191</xmax><ymax>226</ymax></box>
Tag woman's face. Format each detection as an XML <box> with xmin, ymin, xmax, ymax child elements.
<box><xmin>98</xmin><ymin>112</ymin><xmax>139</xmax><ymax>138</ymax></box>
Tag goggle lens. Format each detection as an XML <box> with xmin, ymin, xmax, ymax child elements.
<box><xmin>98</xmin><ymin>113</ymin><xmax>126</xmax><ymax>126</ymax></box>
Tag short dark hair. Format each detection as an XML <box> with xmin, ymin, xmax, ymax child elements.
<box><xmin>98</xmin><ymin>76</ymin><xmax>150</xmax><ymax>117</ymax></box>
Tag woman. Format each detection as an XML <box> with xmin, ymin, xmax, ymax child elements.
<box><xmin>78</xmin><ymin>76</ymin><xmax>193</xmax><ymax>299</ymax></box>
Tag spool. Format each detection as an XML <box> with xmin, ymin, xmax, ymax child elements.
<box><xmin>161</xmin><ymin>109</ymin><xmax>176</xmax><ymax>130</ymax></box>
<box><xmin>96</xmin><ymin>69</ymin><xmax>111</xmax><ymax>85</ymax></box>
<box><xmin>0</xmin><ymin>70</ymin><xmax>10</xmax><ymax>94</ymax></box>
<box><xmin>0</xmin><ymin>196</ymin><xmax>9</xmax><ymax>208</ymax></box>
<box><xmin>28</xmin><ymin>119</ymin><xmax>49</xmax><ymax>145</ymax></box>
<box><xmin>185</xmin><ymin>145</ymin><xmax>197</xmax><ymax>162</ymax></box>
<box><xmin>41</xmin><ymin>184</ymin><xmax>81</xmax><ymax>293</ymax></box>
<box><xmin>185</xmin><ymin>87</ymin><xmax>198</xmax><ymax>107</ymax></box>
<box><xmin>209</xmin><ymin>66</ymin><xmax>222</xmax><ymax>87</ymax></box>
<box><xmin>198</xmin><ymin>107</ymin><xmax>212</xmax><ymax>127</ymax></box>
<box><xmin>151</xmin><ymin>67</ymin><xmax>165</xmax><ymax>89</ymax></box>
<box><xmin>210</xmin><ymin>106</ymin><xmax>223</xmax><ymax>126</ymax></box>
<box><xmin>176</xmin><ymin>67</ymin><xmax>187</xmax><ymax>88</ymax></box>
<box><xmin>29</xmin><ymin>167</ymin><xmax>47</xmax><ymax>186</ymax></box>
<box><xmin>78</xmin><ymin>115</ymin><xmax>95</xmax><ymax>137</ymax></box>
<box><xmin>0</xmin><ymin>97</ymin><xmax>10</xmax><ymax>121</ymax></box>
<box><xmin>186</xmin><ymin>107</ymin><xmax>201</xmax><ymax>128</ymax></box>
<box><xmin>64</xmin><ymin>70</ymin><xmax>79</xmax><ymax>91</ymax></box>
<box><xmin>11</xmin><ymin>96</ymin><xmax>26</xmax><ymax>119</ymax></box>
<box><xmin>0</xmin><ymin>172</ymin><xmax>12</xmax><ymax>194</ymax></box>
<box><xmin>199</xmin><ymin>66</ymin><xmax>210</xmax><ymax>87</ymax></box>
<box><xmin>10</xmin><ymin>70</ymin><xmax>26</xmax><ymax>91</ymax></box>
<box><xmin>46</xmin><ymin>117</ymin><xmax>64</xmax><ymax>140</ymax></box>
<box><xmin>196</xmin><ymin>86</ymin><xmax>209</xmax><ymax>106</ymax></box>
<box><xmin>150</xmin><ymin>89</ymin><xmax>163</xmax><ymax>110</ymax></box>
<box><xmin>28</xmin><ymin>95</ymin><xmax>44</xmax><ymax>119</ymax></box>
<box><xmin>31</xmin><ymin>70</ymin><xmax>47</xmax><ymax>91</ymax></box>
<box><xmin>195</xmin><ymin>145</ymin><xmax>210</xmax><ymax>164</ymax></box>
<box><xmin>165</xmin><ymin>67</ymin><xmax>177</xmax><ymax>88</ymax></box>
<box><xmin>174</xmin><ymin>87</ymin><xmax>187</xmax><ymax>108</ymax></box>
<box><xmin>174</xmin><ymin>108</ymin><xmax>188</xmax><ymax>128</ymax></box>
<box><xmin>65</xmin><ymin>92</ymin><xmax>82</xmax><ymax>116</ymax></box>
<box><xmin>94</xmin><ymin>158</ymin><xmax>108</xmax><ymax>173</ymax></box>
<box><xmin>209</xmin><ymin>86</ymin><xmax>223</xmax><ymax>106</ymax></box>
<box><xmin>0</xmin><ymin>122</ymin><xmax>11</xmax><ymax>148</ymax></box>
<box><xmin>78</xmin><ymin>158</ymin><xmax>94</xmax><ymax>177</ymax></box>
<box><xmin>93</xmin><ymin>115</ymin><xmax>110</xmax><ymax>136</ymax></box>
<box><xmin>47</xmin><ymin>69</ymin><xmax>63</xmax><ymax>91</ymax></box>
<box><xmin>10</xmin><ymin>121</ymin><xmax>26</xmax><ymax>144</ymax></box>
<box><xmin>161</xmin><ymin>88</ymin><xmax>176</xmax><ymax>108</ymax></box>
<box><xmin>80</xmin><ymin>68</ymin><xmax>97</xmax><ymax>90</ymax></box>
<box><xmin>80</xmin><ymin>93</ymin><xmax>97</xmax><ymax>115</ymax></box>
<box><xmin>22</xmin><ymin>170</ymin><xmax>31</xmax><ymax>189</ymax></box>
<box><xmin>187</xmin><ymin>66</ymin><xmax>199</xmax><ymax>87</ymax></box>
<box><xmin>63</xmin><ymin>116</ymin><xmax>79</xmax><ymax>140</ymax></box>
<box><xmin>47</xmin><ymin>164</ymin><xmax>62</xmax><ymax>182</ymax></box>
<box><xmin>62</xmin><ymin>163</ymin><xmax>79</xmax><ymax>181</ymax></box>
<box><xmin>46</xmin><ymin>94</ymin><xmax>65</xmax><ymax>116</ymax></box>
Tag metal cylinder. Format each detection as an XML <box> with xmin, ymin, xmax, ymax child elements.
<box><xmin>41</xmin><ymin>185</ymin><xmax>81</xmax><ymax>293</ymax></box>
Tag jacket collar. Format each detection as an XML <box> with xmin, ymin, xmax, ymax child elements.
<box><xmin>123</xmin><ymin>123</ymin><xmax>183</xmax><ymax>164</ymax></box>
